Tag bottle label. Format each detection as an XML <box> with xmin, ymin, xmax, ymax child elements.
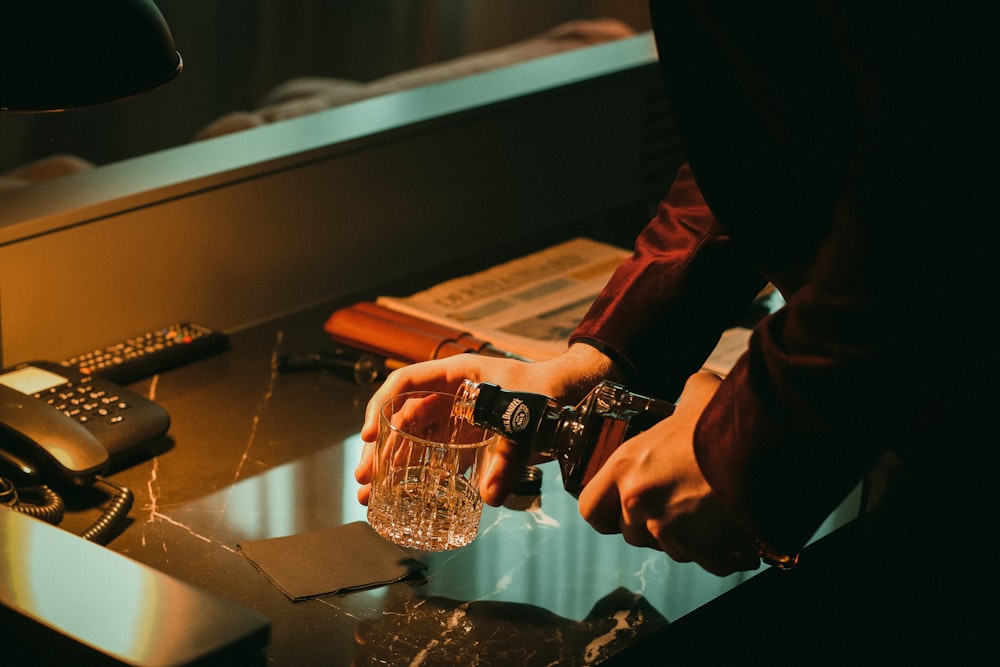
<box><xmin>502</xmin><ymin>398</ymin><xmax>531</xmax><ymax>433</ymax></box>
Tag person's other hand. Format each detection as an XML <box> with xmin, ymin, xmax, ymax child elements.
<box><xmin>577</xmin><ymin>371</ymin><xmax>760</xmax><ymax>576</ymax></box>
<box><xmin>356</xmin><ymin>344</ymin><xmax>623</xmax><ymax>507</ymax></box>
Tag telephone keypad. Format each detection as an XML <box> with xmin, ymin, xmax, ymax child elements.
<box><xmin>35</xmin><ymin>377</ymin><xmax>133</xmax><ymax>427</ymax></box>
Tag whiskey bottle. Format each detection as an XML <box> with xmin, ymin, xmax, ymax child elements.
<box><xmin>451</xmin><ymin>379</ymin><xmax>676</xmax><ymax>497</ymax></box>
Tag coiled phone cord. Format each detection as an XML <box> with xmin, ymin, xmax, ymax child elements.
<box><xmin>0</xmin><ymin>477</ymin><xmax>65</xmax><ymax>524</ymax></box>
<box><xmin>78</xmin><ymin>477</ymin><xmax>134</xmax><ymax>544</ymax></box>
<box><xmin>1</xmin><ymin>475</ymin><xmax>133</xmax><ymax>545</ymax></box>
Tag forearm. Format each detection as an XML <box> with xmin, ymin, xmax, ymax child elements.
<box><xmin>536</xmin><ymin>341</ymin><xmax>627</xmax><ymax>404</ymax></box>
<box><xmin>571</xmin><ymin>163</ymin><xmax>765</xmax><ymax>399</ymax></box>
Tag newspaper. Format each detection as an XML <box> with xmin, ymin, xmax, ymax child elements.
<box><xmin>376</xmin><ymin>236</ymin><xmax>760</xmax><ymax>374</ymax></box>
<box><xmin>376</xmin><ymin>237</ymin><xmax>631</xmax><ymax>361</ymax></box>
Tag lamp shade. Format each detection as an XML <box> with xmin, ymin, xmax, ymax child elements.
<box><xmin>0</xmin><ymin>0</ymin><xmax>182</xmax><ymax>112</ymax></box>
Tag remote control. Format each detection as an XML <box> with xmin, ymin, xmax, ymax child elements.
<box><xmin>61</xmin><ymin>322</ymin><xmax>229</xmax><ymax>385</ymax></box>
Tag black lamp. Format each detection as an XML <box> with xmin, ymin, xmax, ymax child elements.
<box><xmin>0</xmin><ymin>0</ymin><xmax>182</xmax><ymax>112</ymax></box>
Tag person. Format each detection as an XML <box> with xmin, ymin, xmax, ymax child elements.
<box><xmin>357</xmin><ymin>2</ymin><xmax>997</xmax><ymax>659</ymax></box>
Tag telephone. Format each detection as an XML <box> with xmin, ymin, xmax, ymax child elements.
<box><xmin>0</xmin><ymin>360</ymin><xmax>170</xmax><ymax>542</ymax></box>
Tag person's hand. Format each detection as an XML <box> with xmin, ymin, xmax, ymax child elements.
<box><xmin>577</xmin><ymin>371</ymin><xmax>760</xmax><ymax>576</ymax></box>
<box><xmin>356</xmin><ymin>344</ymin><xmax>623</xmax><ymax>507</ymax></box>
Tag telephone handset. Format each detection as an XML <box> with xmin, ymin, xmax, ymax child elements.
<box><xmin>0</xmin><ymin>361</ymin><xmax>170</xmax><ymax>544</ymax></box>
<box><xmin>0</xmin><ymin>361</ymin><xmax>170</xmax><ymax>486</ymax></box>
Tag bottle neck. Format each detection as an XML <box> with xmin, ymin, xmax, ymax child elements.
<box><xmin>452</xmin><ymin>380</ymin><xmax>559</xmax><ymax>450</ymax></box>
<box><xmin>451</xmin><ymin>379</ymin><xmax>481</xmax><ymax>425</ymax></box>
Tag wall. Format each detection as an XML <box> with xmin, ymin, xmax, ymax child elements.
<box><xmin>0</xmin><ymin>35</ymin><xmax>677</xmax><ymax>367</ymax></box>
<box><xmin>0</xmin><ymin>0</ymin><xmax>651</xmax><ymax>174</ymax></box>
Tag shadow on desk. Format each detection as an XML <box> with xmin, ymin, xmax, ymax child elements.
<box><xmin>352</xmin><ymin>587</ymin><xmax>666</xmax><ymax>666</ymax></box>
<box><xmin>2</xmin><ymin>614</ymin><xmax>267</xmax><ymax>667</ymax></box>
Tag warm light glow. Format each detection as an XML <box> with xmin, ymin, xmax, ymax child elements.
<box><xmin>0</xmin><ymin>507</ymin><xmax>263</xmax><ymax>663</ymax></box>
<box><xmin>0</xmin><ymin>511</ymin><xmax>148</xmax><ymax>656</ymax></box>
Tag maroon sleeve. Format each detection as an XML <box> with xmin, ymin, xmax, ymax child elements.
<box><xmin>570</xmin><ymin>163</ymin><xmax>765</xmax><ymax>399</ymax></box>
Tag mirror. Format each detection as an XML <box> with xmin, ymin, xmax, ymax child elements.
<box><xmin>0</xmin><ymin>1</ymin><xmax>650</xmax><ymax>193</ymax></box>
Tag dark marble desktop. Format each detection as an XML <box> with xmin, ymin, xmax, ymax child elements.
<box><xmin>44</xmin><ymin>303</ymin><xmax>856</xmax><ymax>666</ymax></box>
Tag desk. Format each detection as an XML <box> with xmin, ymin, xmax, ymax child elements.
<box><xmin>44</xmin><ymin>301</ymin><xmax>855</xmax><ymax>666</ymax></box>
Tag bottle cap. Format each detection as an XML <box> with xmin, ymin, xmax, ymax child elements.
<box><xmin>512</xmin><ymin>465</ymin><xmax>543</xmax><ymax>496</ymax></box>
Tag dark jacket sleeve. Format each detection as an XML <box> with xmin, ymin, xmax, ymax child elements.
<box><xmin>648</xmin><ymin>1</ymin><xmax>998</xmax><ymax>555</ymax></box>
<box><xmin>577</xmin><ymin>2</ymin><xmax>996</xmax><ymax>559</ymax></box>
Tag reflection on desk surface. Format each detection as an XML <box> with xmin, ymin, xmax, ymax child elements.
<box><xmin>131</xmin><ymin>432</ymin><xmax>855</xmax><ymax>665</ymax></box>
<box><xmin>18</xmin><ymin>314</ymin><xmax>859</xmax><ymax>666</ymax></box>
<box><xmin>175</xmin><ymin>435</ymin><xmax>751</xmax><ymax>609</ymax></box>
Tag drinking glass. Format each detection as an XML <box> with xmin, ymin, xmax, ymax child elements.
<box><xmin>368</xmin><ymin>391</ymin><xmax>498</xmax><ymax>551</ymax></box>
